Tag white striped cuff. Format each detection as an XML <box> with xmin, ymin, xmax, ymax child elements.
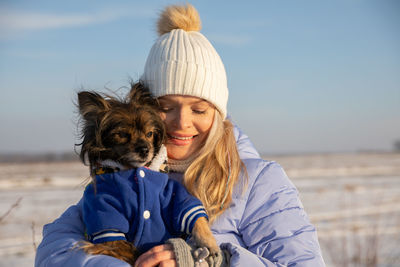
<box><xmin>91</xmin><ymin>231</ymin><xmax>126</xmax><ymax>243</ymax></box>
<box><xmin>180</xmin><ymin>206</ymin><xmax>208</xmax><ymax>234</ymax></box>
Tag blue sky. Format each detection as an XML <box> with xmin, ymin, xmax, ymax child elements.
<box><xmin>0</xmin><ymin>0</ymin><xmax>399</xmax><ymax>155</ymax></box>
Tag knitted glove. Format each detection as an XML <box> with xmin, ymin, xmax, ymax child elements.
<box><xmin>166</xmin><ymin>238</ymin><xmax>195</xmax><ymax>266</ymax></box>
<box><xmin>166</xmin><ymin>238</ymin><xmax>230</xmax><ymax>267</ymax></box>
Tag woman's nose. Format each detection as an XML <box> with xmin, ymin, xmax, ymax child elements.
<box><xmin>174</xmin><ymin>109</ymin><xmax>191</xmax><ymax>129</ymax></box>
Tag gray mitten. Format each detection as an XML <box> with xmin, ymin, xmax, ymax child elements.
<box><xmin>166</xmin><ymin>238</ymin><xmax>230</xmax><ymax>267</ymax></box>
<box><xmin>193</xmin><ymin>247</ymin><xmax>230</xmax><ymax>267</ymax></box>
<box><xmin>166</xmin><ymin>238</ymin><xmax>195</xmax><ymax>267</ymax></box>
<box><xmin>193</xmin><ymin>247</ymin><xmax>210</xmax><ymax>267</ymax></box>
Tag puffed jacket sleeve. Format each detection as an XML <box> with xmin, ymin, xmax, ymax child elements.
<box><xmin>220</xmin><ymin>123</ymin><xmax>325</xmax><ymax>266</ymax></box>
<box><xmin>236</xmin><ymin>162</ymin><xmax>324</xmax><ymax>266</ymax></box>
<box><xmin>34</xmin><ymin>199</ymin><xmax>130</xmax><ymax>267</ymax></box>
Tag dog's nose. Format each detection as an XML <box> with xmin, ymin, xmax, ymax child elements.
<box><xmin>135</xmin><ymin>144</ymin><xmax>149</xmax><ymax>157</ymax></box>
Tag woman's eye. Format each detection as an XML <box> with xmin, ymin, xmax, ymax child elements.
<box><xmin>193</xmin><ymin>109</ymin><xmax>206</xmax><ymax>114</ymax></box>
<box><xmin>146</xmin><ymin>131</ymin><xmax>153</xmax><ymax>138</ymax></box>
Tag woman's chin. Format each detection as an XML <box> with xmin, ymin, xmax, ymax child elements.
<box><xmin>166</xmin><ymin>147</ymin><xmax>194</xmax><ymax>161</ymax></box>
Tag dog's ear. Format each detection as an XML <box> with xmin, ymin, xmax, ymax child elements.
<box><xmin>128</xmin><ymin>82</ymin><xmax>157</xmax><ymax>107</ymax></box>
<box><xmin>153</xmin><ymin>118</ymin><xmax>166</xmax><ymax>151</ymax></box>
<box><xmin>78</xmin><ymin>91</ymin><xmax>110</xmax><ymax>121</ymax></box>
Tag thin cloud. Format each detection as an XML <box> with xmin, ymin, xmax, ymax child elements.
<box><xmin>0</xmin><ymin>7</ymin><xmax>152</xmax><ymax>38</ymax></box>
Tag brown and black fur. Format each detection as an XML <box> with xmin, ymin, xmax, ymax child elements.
<box><xmin>76</xmin><ymin>82</ymin><xmax>219</xmax><ymax>265</ymax></box>
<box><xmin>78</xmin><ymin>82</ymin><xmax>165</xmax><ymax>176</ymax></box>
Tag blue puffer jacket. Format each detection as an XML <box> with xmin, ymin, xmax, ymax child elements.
<box><xmin>35</xmin><ymin>125</ymin><xmax>325</xmax><ymax>266</ymax></box>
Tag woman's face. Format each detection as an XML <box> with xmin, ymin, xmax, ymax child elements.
<box><xmin>158</xmin><ymin>95</ymin><xmax>215</xmax><ymax>160</ymax></box>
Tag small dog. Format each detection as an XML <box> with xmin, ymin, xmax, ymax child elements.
<box><xmin>76</xmin><ymin>82</ymin><xmax>219</xmax><ymax>265</ymax></box>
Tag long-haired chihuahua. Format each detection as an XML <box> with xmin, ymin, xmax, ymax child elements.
<box><xmin>76</xmin><ymin>82</ymin><xmax>219</xmax><ymax>265</ymax></box>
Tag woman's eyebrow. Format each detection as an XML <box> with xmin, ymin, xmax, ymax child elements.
<box><xmin>191</xmin><ymin>100</ymin><xmax>209</xmax><ymax>105</ymax></box>
<box><xmin>158</xmin><ymin>98</ymin><xmax>209</xmax><ymax>105</ymax></box>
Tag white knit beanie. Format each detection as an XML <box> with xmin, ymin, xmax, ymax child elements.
<box><xmin>142</xmin><ymin>4</ymin><xmax>229</xmax><ymax>119</ymax></box>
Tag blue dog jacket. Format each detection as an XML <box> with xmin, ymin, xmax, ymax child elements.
<box><xmin>83</xmin><ymin>167</ymin><xmax>207</xmax><ymax>252</ymax></box>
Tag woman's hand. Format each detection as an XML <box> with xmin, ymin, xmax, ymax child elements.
<box><xmin>134</xmin><ymin>244</ymin><xmax>176</xmax><ymax>267</ymax></box>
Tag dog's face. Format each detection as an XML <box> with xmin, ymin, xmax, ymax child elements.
<box><xmin>77</xmin><ymin>83</ymin><xmax>165</xmax><ymax>169</ymax></box>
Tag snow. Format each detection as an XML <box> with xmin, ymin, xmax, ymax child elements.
<box><xmin>1</xmin><ymin>153</ymin><xmax>399</xmax><ymax>266</ymax></box>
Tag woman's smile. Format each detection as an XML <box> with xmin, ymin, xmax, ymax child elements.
<box><xmin>167</xmin><ymin>133</ymin><xmax>199</xmax><ymax>146</ymax></box>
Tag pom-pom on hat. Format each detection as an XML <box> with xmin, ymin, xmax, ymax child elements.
<box><xmin>142</xmin><ymin>4</ymin><xmax>229</xmax><ymax>119</ymax></box>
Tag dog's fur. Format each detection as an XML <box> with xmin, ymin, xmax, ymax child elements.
<box><xmin>76</xmin><ymin>82</ymin><xmax>219</xmax><ymax>265</ymax></box>
<box><xmin>78</xmin><ymin>83</ymin><xmax>165</xmax><ymax>176</ymax></box>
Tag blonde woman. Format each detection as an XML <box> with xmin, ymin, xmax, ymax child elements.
<box><xmin>35</xmin><ymin>4</ymin><xmax>325</xmax><ymax>267</ymax></box>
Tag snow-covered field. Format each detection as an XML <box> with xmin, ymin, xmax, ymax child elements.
<box><xmin>1</xmin><ymin>153</ymin><xmax>399</xmax><ymax>266</ymax></box>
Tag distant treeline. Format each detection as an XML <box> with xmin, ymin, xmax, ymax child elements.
<box><xmin>0</xmin><ymin>152</ymin><xmax>80</xmax><ymax>163</ymax></box>
<box><xmin>1</xmin><ymin>148</ymin><xmax>398</xmax><ymax>163</ymax></box>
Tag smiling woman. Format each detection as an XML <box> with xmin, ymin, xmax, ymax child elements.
<box><xmin>35</xmin><ymin>3</ymin><xmax>325</xmax><ymax>267</ymax></box>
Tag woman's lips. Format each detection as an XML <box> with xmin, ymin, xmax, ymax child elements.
<box><xmin>167</xmin><ymin>134</ymin><xmax>198</xmax><ymax>146</ymax></box>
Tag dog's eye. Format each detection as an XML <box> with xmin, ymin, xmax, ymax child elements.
<box><xmin>146</xmin><ymin>131</ymin><xmax>153</xmax><ymax>138</ymax></box>
<box><xmin>113</xmin><ymin>132</ymin><xmax>130</xmax><ymax>143</ymax></box>
<box><xmin>116</xmin><ymin>132</ymin><xmax>129</xmax><ymax>138</ymax></box>
<box><xmin>159</xmin><ymin>107</ymin><xmax>172</xmax><ymax>113</ymax></box>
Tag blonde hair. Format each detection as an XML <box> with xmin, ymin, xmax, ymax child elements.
<box><xmin>183</xmin><ymin>112</ymin><xmax>247</xmax><ymax>223</ymax></box>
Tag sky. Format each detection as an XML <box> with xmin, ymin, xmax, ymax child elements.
<box><xmin>0</xmin><ymin>0</ymin><xmax>399</xmax><ymax>155</ymax></box>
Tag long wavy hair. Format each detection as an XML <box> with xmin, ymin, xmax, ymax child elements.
<box><xmin>183</xmin><ymin>112</ymin><xmax>247</xmax><ymax>223</ymax></box>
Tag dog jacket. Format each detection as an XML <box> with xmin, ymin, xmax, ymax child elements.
<box><xmin>83</xmin><ymin>167</ymin><xmax>207</xmax><ymax>252</ymax></box>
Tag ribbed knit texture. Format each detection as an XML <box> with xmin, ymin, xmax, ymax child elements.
<box><xmin>142</xmin><ymin>29</ymin><xmax>228</xmax><ymax>119</ymax></box>
<box><xmin>166</xmin><ymin>238</ymin><xmax>230</xmax><ymax>267</ymax></box>
<box><xmin>168</xmin><ymin>149</ymin><xmax>201</xmax><ymax>173</ymax></box>
<box><xmin>166</xmin><ymin>238</ymin><xmax>195</xmax><ymax>267</ymax></box>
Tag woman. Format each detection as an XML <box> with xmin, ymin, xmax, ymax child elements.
<box><xmin>35</xmin><ymin>4</ymin><xmax>325</xmax><ymax>267</ymax></box>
